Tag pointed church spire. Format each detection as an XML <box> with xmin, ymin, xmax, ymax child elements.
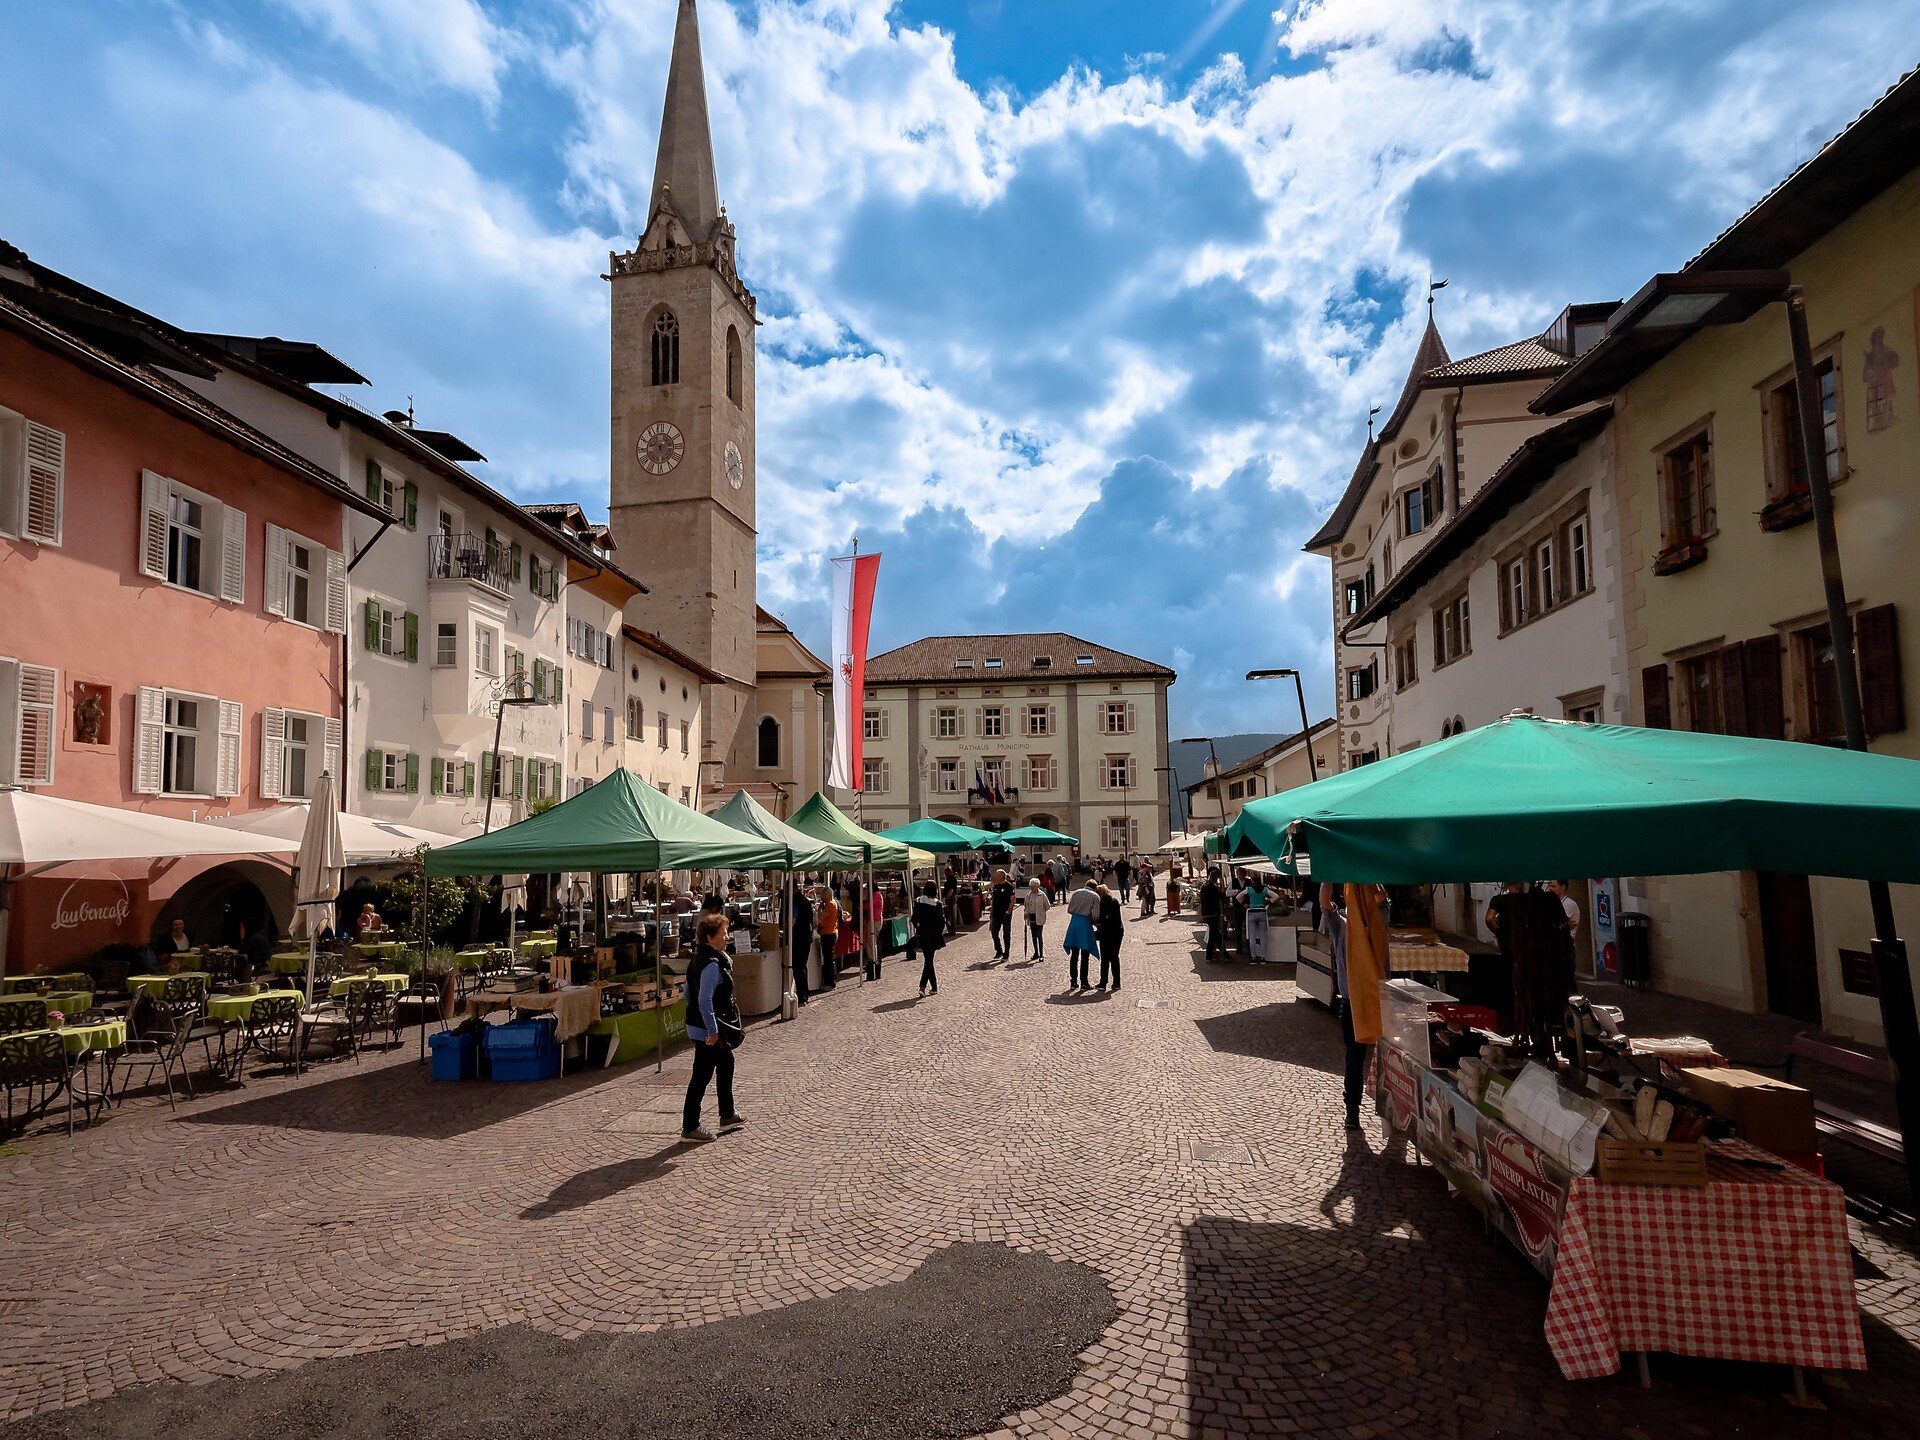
<box><xmin>648</xmin><ymin>0</ymin><xmax>723</xmax><ymax>242</ymax></box>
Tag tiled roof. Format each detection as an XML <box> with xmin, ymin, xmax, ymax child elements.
<box><xmin>1425</xmin><ymin>337</ymin><xmax>1567</xmax><ymax>381</ymax></box>
<box><xmin>865</xmin><ymin>633</ymin><xmax>1175</xmax><ymax>685</ymax></box>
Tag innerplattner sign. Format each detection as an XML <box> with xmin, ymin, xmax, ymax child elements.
<box><xmin>50</xmin><ymin>877</ymin><xmax>132</xmax><ymax>934</ymax></box>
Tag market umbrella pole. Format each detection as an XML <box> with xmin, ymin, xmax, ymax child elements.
<box><xmin>652</xmin><ymin>872</ymin><xmax>663</xmax><ymax>1074</ymax></box>
<box><xmin>782</xmin><ymin>869</ymin><xmax>797</xmax><ymax>1022</ymax></box>
<box><xmin>1790</xmin><ymin>287</ymin><xmax>1920</xmax><ymax>1204</ymax></box>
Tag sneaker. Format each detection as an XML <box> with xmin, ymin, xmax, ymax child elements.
<box><xmin>681</xmin><ymin>1127</ymin><xmax>717</xmax><ymax>1144</ymax></box>
<box><xmin>1344</xmin><ymin>1112</ymin><xmax>1362</xmax><ymax>1132</ymax></box>
<box><xmin>720</xmin><ymin>1114</ymin><xmax>747</xmax><ymax>1132</ymax></box>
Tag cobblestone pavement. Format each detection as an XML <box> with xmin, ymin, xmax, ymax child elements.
<box><xmin>5</xmin><ymin>916</ymin><xmax>1920</xmax><ymax>1437</ymax></box>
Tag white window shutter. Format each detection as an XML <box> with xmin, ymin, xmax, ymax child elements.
<box><xmin>22</xmin><ymin>423</ymin><xmax>63</xmax><ymax>546</ymax></box>
<box><xmin>134</xmin><ymin>686</ymin><xmax>165</xmax><ymax>794</ymax></box>
<box><xmin>139</xmin><ymin>471</ymin><xmax>170</xmax><ymax>579</ymax></box>
<box><xmin>322</xmin><ymin>716</ymin><xmax>342</xmax><ymax>780</ymax></box>
<box><xmin>323</xmin><ymin>547</ymin><xmax>348</xmax><ymax>634</ymax></box>
<box><xmin>219</xmin><ymin>505</ymin><xmax>247</xmax><ymax>604</ymax></box>
<box><xmin>1126</xmin><ymin>701</ymin><xmax>1136</xmax><ymax>734</ymax></box>
<box><xmin>260</xmin><ymin>707</ymin><xmax>285</xmax><ymax>799</ymax></box>
<box><xmin>216</xmin><ymin>699</ymin><xmax>243</xmax><ymax>796</ymax></box>
<box><xmin>15</xmin><ymin>665</ymin><xmax>56</xmax><ymax>785</ymax></box>
<box><xmin>0</xmin><ymin>660</ymin><xmax>18</xmax><ymax>784</ymax></box>
<box><xmin>263</xmin><ymin>524</ymin><xmax>289</xmax><ymax>618</ymax></box>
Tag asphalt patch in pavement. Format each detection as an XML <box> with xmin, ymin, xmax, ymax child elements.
<box><xmin>3</xmin><ymin>1242</ymin><xmax>1116</xmax><ymax>1440</ymax></box>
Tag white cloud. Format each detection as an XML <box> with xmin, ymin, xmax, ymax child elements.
<box><xmin>272</xmin><ymin>0</ymin><xmax>513</xmax><ymax>101</ymax></box>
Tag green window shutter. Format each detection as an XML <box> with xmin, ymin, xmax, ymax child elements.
<box><xmin>510</xmin><ymin>542</ymin><xmax>522</xmax><ymax>582</ymax></box>
<box><xmin>365</xmin><ymin>747</ymin><xmax>382</xmax><ymax>793</ymax></box>
<box><xmin>405</xmin><ymin>753</ymin><xmax>420</xmax><ymax>794</ymax></box>
<box><xmin>479</xmin><ymin>751</ymin><xmax>493</xmax><ymax>796</ymax></box>
<box><xmin>430</xmin><ymin>757</ymin><xmax>444</xmax><ymax>796</ymax></box>
<box><xmin>485</xmin><ymin>527</ymin><xmax>498</xmax><ymax>554</ymax></box>
<box><xmin>532</xmin><ymin>657</ymin><xmax>546</xmax><ymax>698</ymax></box>
<box><xmin>527</xmin><ymin>556</ymin><xmax>540</xmax><ymax>594</ymax></box>
<box><xmin>403</xmin><ymin>612</ymin><xmax>419</xmax><ymax>663</ymax></box>
<box><xmin>463</xmin><ymin>760</ymin><xmax>475</xmax><ymax>797</ymax></box>
<box><xmin>550</xmin><ymin>570</ymin><xmax>561</xmax><ymax>602</ymax></box>
<box><xmin>363</xmin><ymin>599</ymin><xmax>380</xmax><ymax>651</ymax></box>
<box><xmin>510</xmin><ymin>756</ymin><xmax>524</xmax><ymax>798</ymax></box>
<box><xmin>403</xmin><ymin>481</ymin><xmax>418</xmax><ymax>531</ymax></box>
<box><xmin>365</xmin><ymin>458</ymin><xmax>382</xmax><ymax>503</ymax></box>
<box><xmin>554</xmin><ymin>667</ymin><xmax>563</xmax><ymax>705</ymax></box>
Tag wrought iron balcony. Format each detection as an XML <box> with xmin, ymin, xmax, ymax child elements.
<box><xmin>429</xmin><ymin>533</ymin><xmax>511</xmax><ymax>595</ymax></box>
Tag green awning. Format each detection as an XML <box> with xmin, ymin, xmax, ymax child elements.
<box><xmin>424</xmin><ymin>770</ymin><xmax>787</xmax><ymax>876</ymax></box>
<box><xmin>787</xmin><ymin>792</ymin><xmax>915</xmax><ymax>868</ymax></box>
<box><xmin>873</xmin><ymin>817</ymin><xmax>999</xmax><ymax>854</ymax></box>
<box><xmin>712</xmin><ymin>790</ymin><xmax>864</xmax><ymax>871</ymax></box>
<box><xmin>1226</xmin><ymin>713</ymin><xmax>1920</xmax><ymax>886</ymax></box>
<box><xmin>998</xmin><ymin>825</ymin><xmax>1078</xmax><ymax>847</ymax></box>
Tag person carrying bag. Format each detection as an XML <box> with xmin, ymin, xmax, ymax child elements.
<box><xmin>682</xmin><ymin>912</ymin><xmax>746</xmax><ymax>1144</ymax></box>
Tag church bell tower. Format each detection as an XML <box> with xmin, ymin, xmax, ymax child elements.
<box><xmin>608</xmin><ymin>0</ymin><xmax>757</xmax><ymax>770</ymax></box>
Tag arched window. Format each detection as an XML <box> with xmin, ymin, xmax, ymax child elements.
<box><xmin>650</xmin><ymin>309</ymin><xmax>680</xmax><ymax>387</ymax></box>
<box><xmin>756</xmin><ymin>716</ymin><xmax>780</xmax><ymax>768</ymax></box>
<box><xmin>726</xmin><ymin>325</ymin><xmax>742</xmax><ymax>405</ymax></box>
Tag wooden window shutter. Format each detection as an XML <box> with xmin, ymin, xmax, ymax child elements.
<box><xmin>260</xmin><ymin>708</ymin><xmax>285</xmax><ymax>799</ymax></box>
<box><xmin>463</xmin><ymin>760</ymin><xmax>476</xmax><ymax>797</ymax></box>
<box><xmin>365</xmin><ymin>458</ymin><xmax>383</xmax><ymax>504</ymax></box>
<box><xmin>1718</xmin><ymin>645</ymin><xmax>1749</xmax><ymax>738</ymax></box>
<box><xmin>264</xmin><ymin>524</ymin><xmax>289</xmax><ymax>618</ymax></box>
<box><xmin>479</xmin><ymin>751</ymin><xmax>494</xmax><ymax>795</ymax></box>
<box><xmin>882</xmin><ymin>709</ymin><xmax>890</xmax><ymax>740</ymax></box>
<box><xmin>215</xmin><ymin>699</ymin><xmax>243</xmax><ymax>797</ymax></box>
<box><xmin>365</xmin><ymin>747</ymin><xmax>383</xmax><ymax>793</ymax></box>
<box><xmin>1641</xmin><ymin>663</ymin><xmax>1671</xmax><ymax>729</ymax></box>
<box><xmin>1858</xmin><ymin>604</ymin><xmax>1904</xmax><ymax>736</ymax></box>
<box><xmin>402</xmin><ymin>481</ymin><xmax>418</xmax><ymax>531</ymax></box>
<box><xmin>21</xmin><ymin>422</ymin><xmax>63</xmax><ymax>546</ymax></box>
<box><xmin>429</xmin><ymin>756</ymin><xmax>444</xmax><ymax>796</ymax></box>
<box><xmin>510</xmin><ymin>756</ymin><xmax>524</xmax><ymax>798</ymax></box>
<box><xmin>0</xmin><ymin>660</ymin><xmax>21</xmax><ymax>785</ymax></box>
<box><xmin>510</xmin><ymin>541</ymin><xmax>522</xmax><ymax>582</ymax></box>
<box><xmin>363</xmin><ymin>598</ymin><xmax>381</xmax><ymax>651</ymax></box>
<box><xmin>14</xmin><ymin>664</ymin><xmax>56</xmax><ymax>786</ymax></box>
<box><xmin>1125</xmin><ymin>701</ymin><xmax>1136</xmax><ymax>734</ymax></box>
<box><xmin>403</xmin><ymin>612</ymin><xmax>420</xmax><ymax>664</ymax></box>
<box><xmin>972</xmin><ymin>707</ymin><xmax>982</xmax><ymax>737</ymax></box>
<box><xmin>323</xmin><ymin>549</ymin><xmax>348</xmax><ymax>634</ymax></box>
<box><xmin>405</xmin><ymin>753</ymin><xmax>420</xmax><ymax>794</ymax></box>
<box><xmin>139</xmin><ymin>470</ymin><xmax>170</xmax><ymax>579</ymax></box>
<box><xmin>134</xmin><ymin>686</ymin><xmax>165</xmax><ymax>794</ymax></box>
<box><xmin>217</xmin><ymin>505</ymin><xmax>246</xmax><ymax>604</ymax></box>
<box><xmin>1741</xmin><ymin>635</ymin><xmax>1784</xmax><ymax>740</ymax></box>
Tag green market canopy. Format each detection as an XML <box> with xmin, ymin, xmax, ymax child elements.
<box><xmin>1224</xmin><ymin>713</ymin><xmax>1920</xmax><ymax>886</ymax></box>
<box><xmin>424</xmin><ymin>770</ymin><xmax>786</xmax><ymax>876</ymax></box>
<box><xmin>997</xmin><ymin>825</ymin><xmax>1079</xmax><ymax>847</ymax></box>
<box><xmin>712</xmin><ymin>790</ymin><xmax>864</xmax><ymax>871</ymax></box>
<box><xmin>873</xmin><ymin>817</ymin><xmax>999</xmax><ymax>854</ymax></box>
<box><xmin>787</xmin><ymin>792</ymin><xmax>917</xmax><ymax>869</ymax></box>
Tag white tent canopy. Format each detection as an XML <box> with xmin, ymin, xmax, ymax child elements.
<box><xmin>210</xmin><ymin>803</ymin><xmax>450</xmax><ymax>864</ymax></box>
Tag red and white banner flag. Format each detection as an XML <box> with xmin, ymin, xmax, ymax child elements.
<box><xmin>828</xmin><ymin>551</ymin><xmax>881</xmax><ymax>791</ymax></box>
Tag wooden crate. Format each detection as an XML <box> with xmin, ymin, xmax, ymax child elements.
<box><xmin>1594</xmin><ymin>1136</ymin><xmax>1709</xmax><ymax>1187</ymax></box>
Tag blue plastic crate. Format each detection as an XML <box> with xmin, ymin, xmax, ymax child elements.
<box><xmin>489</xmin><ymin>1044</ymin><xmax>560</xmax><ymax>1082</ymax></box>
<box><xmin>428</xmin><ymin>1028</ymin><xmax>479</xmax><ymax>1082</ymax></box>
<box><xmin>483</xmin><ymin>1015</ymin><xmax>557</xmax><ymax>1054</ymax></box>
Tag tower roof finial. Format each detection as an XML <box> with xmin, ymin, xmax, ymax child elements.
<box><xmin>648</xmin><ymin>0</ymin><xmax>722</xmax><ymax>240</ymax></box>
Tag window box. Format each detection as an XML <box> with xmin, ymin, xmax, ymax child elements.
<box><xmin>1759</xmin><ymin>489</ymin><xmax>1814</xmax><ymax>533</ymax></box>
<box><xmin>1652</xmin><ymin>537</ymin><xmax>1708</xmax><ymax>576</ymax></box>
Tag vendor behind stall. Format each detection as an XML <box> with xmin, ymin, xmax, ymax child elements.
<box><xmin>1320</xmin><ymin>881</ymin><xmax>1390</xmax><ymax>1131</ymax></box>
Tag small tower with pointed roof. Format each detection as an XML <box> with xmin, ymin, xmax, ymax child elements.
<box><xmin>608</xmin><ymin>0</ymin><xmax>758</xmax><ymax>770</ymax></box>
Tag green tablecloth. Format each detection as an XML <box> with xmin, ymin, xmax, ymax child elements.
<box><xmin>879</xmin><ymin>916</ymin><xmax>911</xmax><ymax>955</ymax></box>
<box><xmin>269</xmin><ymin>952</ymin><xmax>309</xmax><ymax>974</ymax></box>
<box><xmin>127</xmin><ymin>973</ymin><xmax>210</xmax><ymax>997</ymax></box>
<box><xmin>19</xmin><ymin>1020</ymin><xmax>126</xmax><ymax>1055</ymax></box>
<box><xmin>329</xmin><ymin>973</ymin><xmax>409</xmax><ymax>997</ymax></box>
<box><xmin>35</xmin><ymin>991</ymin><xmax>93</xmax><ymax>1016</ymax></box>
<box><xmin>205</xmin><ymin>990</ymin><xmax>304</xmax><ymax>1022</ymax></box>
<box><xmin>519</xmin><ymin>938</ymin><xmax>558</xmax><ymax>959</ymax></box>
<box><xmin>586</xmin><ymin>999</ymin><xmax>687</xmax><ymax>1064</ymax></box>
<box><xmin>3</xmin><ymin>973</ymin><xmax>89</xmax><ymax>995</ymax></box>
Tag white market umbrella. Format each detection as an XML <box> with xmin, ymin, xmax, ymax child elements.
<box><xmin>292</xmin><ymin>773</ymin><xmax>346</xmax><ymax>1007</ymax></box>
<box><xmin>211</xmin><ymin>803</ymin><xmax>448</xmax><ymax>864</ymax></box>
<box><xmin>0</xmin><ymin>786</ymin><xmax>299</xmax><ymax>978</ymax></box>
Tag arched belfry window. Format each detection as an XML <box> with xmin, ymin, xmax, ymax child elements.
<box><xmin>757</xmin><ymin>716</ymin><xmax>780</xmax><ymax>768</ymax></box>
<box><xmin>651</xmin><ymin>309</ymin><xmax>680</xmax><ymax>387</ymax></box>
<box><xmin>726</xmin><ymin>325</ymin><xmax>742</xmax><ymax>405</ymax></box>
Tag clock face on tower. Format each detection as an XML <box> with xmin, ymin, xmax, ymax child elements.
<box><xmin>725</xmin><ymin>440</ymin><xmax>744</xmax><ymax>490</ymax></box>
<box><xmin>638</xmin><ymin>421</ymin><xmax>684</xmax><ymax>475</ymax></box>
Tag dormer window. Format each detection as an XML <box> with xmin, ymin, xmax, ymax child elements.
<box><xmin>985</xmin><ymin>658</ymin><xmax>1003</xmax><ymax>669</ymax></box>
<box><xmin>953</xmin><ymin>658</ymin><xmax>974</xmax><ymax>670</ymax></box>
<box><xmin>1075</xmin><ymin>655</ymin><xmax>1095</xmax><ymax>667</ymax></box>
<box><xmin>1032</xmin><ymin>656</ymin><xmax>1052</xmax><ymax>669</ymax></box>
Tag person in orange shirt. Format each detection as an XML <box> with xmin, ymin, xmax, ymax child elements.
<box><xmin>815</xmin><ymin>888</ymin><xmax>841</xmax><ymax>991</ymax></box>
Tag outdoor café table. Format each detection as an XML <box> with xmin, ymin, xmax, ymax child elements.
<box><xmin>3</xmin><ymin>973</ymin><xmax>89</xmax><ymax>995</ymax></box>
<box><xmin>329</xmin><ymin>973</ymin><xmax>409</xmax><ymax>998</ymax></box>
<box><xmin>17</xmin><ymin>990</ymin><xmax>93</xmax><ymax>1016</ymax></box>
<box><xmin>126</xmin><ymin>973</ymin><xmax>211</xmax><ymax>998</ymax></box>
<box><xmin>19</xmin><ymin>1019</ymin><xmax>127</xmax><ymax>1056</ymax></box>
<box><xmin>1386</xmin><ymin>931</ymin><xmax>1470</xmax><ymax>974</ymax></box>
<box><xmin>205</xmin><ymin>989</ymin><xmax>305</xmax><ymax>1023</ymax></box>
<box><xmin>1544</xmin><ymin>1138</ymin><xmax>1866</xmax><ymax>1382</ymax></box>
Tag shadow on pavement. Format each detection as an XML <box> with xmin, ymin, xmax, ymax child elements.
<box><xmin>2</xmin><ymin>1243</ymin><xmax>1117</xmax><ymax>1440</ymax></box>
<box><xmin>1191</xmin><ymin>1001</ymin><xmax>1341</xmax><ymax>1073</ymax></box>
<box><xmin>521</xmin><ymin>1143</ymin><xmax>682</xmax><ymax>1219</ymax></box>
<box><xmin>1043</xmin><ymin>991</ymin><xmax>1114</xmax><ymax>1005</ymax></box>
<box><xmin>871</xmin><ymin>997</ymin><xmax>923</xmax><ymax>1014</ymax></box>
<box><xmin>1190</xmin><ymin>953</ymin><xmax>1295</xmax><ymax>981</ymax></box>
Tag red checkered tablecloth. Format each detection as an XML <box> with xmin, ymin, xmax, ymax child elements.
<box><xmin>1388</xmin><ymin>939</ymin><xmax>1471</xmax><ymax>974</ymax></box>
<box><xmin>1543</xmin><ymin>1139</ymin><xmax>1867</xmax><ymax>1380</ymax></box>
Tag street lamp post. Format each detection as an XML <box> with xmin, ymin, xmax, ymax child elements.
<box><xmin>482</xmin><ymin>681</ymin><xmax>542</xmax><ymax>835</ymax></box>
<box><xmin>1244</xmin><ymin>668</ymin><xmax>1313</xmax><ymax>744</ymax></box>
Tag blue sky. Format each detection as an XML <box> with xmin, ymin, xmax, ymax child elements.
<box><xmin>4</xmin><ymin>1</ymin><xmax>1917</xmax><ymax>737</ymax></box>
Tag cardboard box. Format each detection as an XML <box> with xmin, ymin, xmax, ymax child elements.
<box><xmin>1681</xmin><ymin>1067</ymin><xmax>1817</xmax><ymax>1154</ymax></box>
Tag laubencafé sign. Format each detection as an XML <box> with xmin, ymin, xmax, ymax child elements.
<box><xmin>50</xmin><ymin>877</ymin><xmax>132</xmax><ymax>934</ymax></box>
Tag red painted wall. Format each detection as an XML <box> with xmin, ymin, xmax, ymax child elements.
<box><xmin>1</xmin><ymin>328</ymin><xmax>349</xmax><ymax>968</ymax></box>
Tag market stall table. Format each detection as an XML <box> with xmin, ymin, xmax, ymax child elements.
<box><xmin>469</xmin><ymin>984</ymin><xmax>603</xmax><ymax>1044</ymax></box>
<box><xmin>586</xmin><ymin>999</ymin><xmax>688</xmax><ymax>1065</ymax></box>
<box><xmin>1387</xmin><ymin>931</ymin><xmax>1470</xmax><ymax>974</ymax></box>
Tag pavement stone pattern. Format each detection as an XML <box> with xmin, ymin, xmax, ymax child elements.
<box><xmin>4</xmin><ymin>916</ymin><xmax>1920</xmax><ymax>1438</ymax></box>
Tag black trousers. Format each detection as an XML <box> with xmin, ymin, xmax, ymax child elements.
<box><xmin>1098</xmin><ymin>938</ymin><xmax>1121</xmax><ymax>987</ymax></box>
<box><xmin>683</xmin><ymin>1039</ymin><xmax>735</xmax><ymax>1131</ymax></box>
<box><xmin>1027</xmin><ymin>920</ymin><xmax>1044</xmax><ymax>956</ymax></box>
<box><xmin>1069</xmin><ymin>947</ymin><xmax>1092</xmax><ymax>987</ymax></box>
<box><xmin>818</xmin><ymin>934</ymin><xmax>838</xmax><ymax>987</ymax></box>
<box><xmin>792</xmin><ymin>924</ymin><xmax>813</xmax><ymax>1003</ymax></box>
<box><xmin>1339</xmin><ymin>996</ymin><xmax>1369</xmax><ymax>1120</ymax></box>
<box><xmin>919</xmin><ymin>942</ymin><xmax>939</xmax><ymax>993</ymax></box>
<box><xmin>1119</xmin><ymin>880</ymin><xmax>1132</xmax><ymax>902</ymax></box>
<box><xmin>1204</xmin><ymin>915</ymin><xmax>1227</xmax><ymax>959</ymax></box>
<box><xmin>989</xmin><ymin>912</ymin><xmax>1012</xmax><ymax>957</ymax></box>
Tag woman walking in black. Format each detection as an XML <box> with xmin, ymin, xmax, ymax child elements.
<box><xmin>912</xmin><ymin>880</ymin><xmax>946</xmax><ymax>996</ymax></box>
<box><xmin>681</xmin><ymin>911</ymin><xmax>745</xmax><ymax>1144</ymax></box>
<box><xmin>1096</xmin><ymin>882</ymin><xmax>1125</xmax><ymax>991</ymax></box>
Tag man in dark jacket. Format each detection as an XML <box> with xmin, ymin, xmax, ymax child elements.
<box><xmin>790</xmin><ymin>884</ymin><xmax>815</xmax><ymax>1006</ymax></box>
<box><xmin>988</xmin><ymin>869</ymin><xmax>1016</xmax><ymax>960</ymax></box>
<box><xmin>912</xmin><ymin>881</ymin><xmax>946</xmax><ymax>996</ymax></box>
<box><xmin>1095</xmin><ymin>884</ymin><xmax>1125</xmax><ymax>990</ymax></box>
<box><xmin>1199</xmin><ymin>869</ymin><xmax>1228</xmax><ymax>962</ymax></box>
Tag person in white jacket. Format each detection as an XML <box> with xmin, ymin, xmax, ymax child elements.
<box><xmin>1022</xmin><ymin>879</ymin><xmax>1050</xmax><ymax>960</ymax></box>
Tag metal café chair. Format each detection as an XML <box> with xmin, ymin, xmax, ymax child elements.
<box><xmin>113</xmin><ymin>1001</ymin><xmax>195</xmax><ymax>1111</ymax></box>
<box><xmin>0</xmin><ymin>997</ymin><xmax>49</xmax><ymax>1035</ymax></box>
<box><xmin>242</xmin><ymin>994</ymin><xmax>303</xmax><ymax>1076</ymax></box>
<box><xmin>0</xmin><ymin>1031</ymin><xmax>76</xmax><ymax>1137</ymax></box>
